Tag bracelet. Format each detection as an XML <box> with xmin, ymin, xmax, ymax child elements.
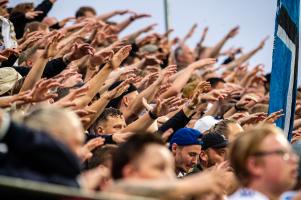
<box><xmin>187</xmin><ymin>103</ymin><xmax>196</xmax><ymax>110</ymax></box>
<box><xmin>62</xmin><ymin>55</ymin><xmax>71</xmax><ymax>65</ymax></box>
<box><xmin>129</xmin><ymin>16</ymin><xmax>135</xmax><ymax>21</ymax></box>
<box><xmin>148</xmin><ymin>110</ymin><xmax>158</xmax><ymax>120</ymax></box>
<box><xmin>234</xmin><ymin>104</ymin><xmax>242</xmax><ymax>111</ymax></box>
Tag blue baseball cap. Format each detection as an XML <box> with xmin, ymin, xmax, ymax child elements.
<box><xmin>169</xmin><ymin>128</ymin><xmax>202</xmax><ymax>148</ymax></box>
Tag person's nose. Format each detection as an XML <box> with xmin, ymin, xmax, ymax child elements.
<box><xmin>290</xmin><ymin>152</ymin><xmax>299</xmax><ymax>164</ymax></box>
<box><xmin>191</xmin><ymin>155</ymin><xmax>198</xmax><ymax>165</ymax></box>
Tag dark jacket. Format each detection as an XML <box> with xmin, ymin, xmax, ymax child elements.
<box><xmin>0</xmin><ymin>121</ymin><xmax>81</xmax><ymax>187</ymax></box>
<box><xmin>0</xmin><ymin>57</ymin><xmax>68</xmax><ymax>78</ymax></box>
<box><xmin>9</xmin><ymin>0</ymin><xmax>54</xmax><ymax>39</ymax></box>
<box><xmin>158</xmin><ymin>109</ymin><xmax>192</xmax><ymax>141</ymax></box>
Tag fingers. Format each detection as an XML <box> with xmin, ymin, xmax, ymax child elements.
<box><xmin>190</xmin><ymin>58</ymin><xmax>217</xmax><ymax>69</ymax></box>
<box><xmin>265</xmin><ymin>109</ymin><xmax>284</xmax><ymax>123</ymax></box>
<box><xmin>197</xmin><ymin>81</ymin><xmax>211</xmax><ymax>93</ymax></box>
<box><xmin>84</xmin><ymin>137</ymin><xmax>105</xmax><ymax>152</ymax></box>
<box><xmin>0</xmin><ymin>54</ymin><xmax>8</xmax><ymax>61</ymax></box>
<box><xmin>75</xmin><ymin>108</ymin><xmax>97</xmax><ymax>117</ymax></box>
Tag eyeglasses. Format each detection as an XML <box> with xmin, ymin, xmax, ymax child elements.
<box><xmin>252</xmin><ymin>149</ymin><xmax>297</xmax><ymax>161</ymax></box>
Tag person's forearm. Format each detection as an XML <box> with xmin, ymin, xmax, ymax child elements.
<box><xmin>115</xmin><ymin>17</ymin><xmax>134</xmax><ymax>33</ymax></box>
<box><xmin>224</xmin><ymin>46</ymin><xmax>261</xmax><ymax>71</ymax></box>
<box><xmin>57</xmin><ymin>28</ymin><xmax>85</xmax><ymax>49</ymax></box>
<box><xmin>56</xmin><ymin>42</ymin><xmax>75</xmax><ymax>58</ymax></box>
<box><xmin>125</xmin><ymin>78</ymin><xmax>162</xmax><ymax>120</ymax></box>
<box><xmin>240</xmin><ymin>73</ymin><xmax>253</xmax><ymax>88</ymax></box>
<box><xmin>18</xmin><ymin>45</ymin><xmax>38</xmax><ymax>65</ymax></box>
<box><xmin>223</xmin><ymin>107</ymin><xmax>236</xmax><ymax>119</ymax></box>
<box><xmin>0</xmin><ymin>96</ymin><xmax>15</xmax><ymax>108</ymax></box>
<box><xmin>96</xmin><ymin>11</ymin><xmax>118</xmax><ymax>21</ymax></box>
<box><xmin>122</xmin><ymin>29</ymin><xmax>145</xmax><ymax>43</ymax></box>
<box><xmin>60</xmin><ymin>23</ymin><xmax>85</xmax><ymax>34</ymax></box>
<box><xmin>224</xmin><ymin>71</ymin><xmax>236</xmax><ymax>82</ymax></box>
<box><xmin>20</xmin><ymin>56</ymin><xmax>48</xmax><ymax>92</ymax></box>
<box><xmin>99</xmin><ymin>76</ymin><xmax>120</xmax><ymax>94</ymax></box>
<box><xmin>206</xmin><ymin>35</ymin><xmax>229</xmax><ymax>58</ymax></box>
<box><xmin>84</xmin><ymin>66</ymin><xmax>97</xmax><ymax>83</ymax></box>
<box><xmin>159</xmin><ymin>67</ymin><xmax>194</xmax><ymax>99</ymax></box>
<box><xmin>72</xmin><ymin>55</ymin><xmax>90</xmax><ymax>71</ymax></box>
<box><xmin>84</xmin><ymin>93</ymin><xmax>111</xmax><ymax>130</ymax></box>
<box><xmin>121</xmin><ymin>112</ymin><xmax>155</xmax><ymax>133</ymax></box>
<box><xmin>73</xmin><ymin>64</ymin><xmax>112</xmax><ymax>108</ymax></box>
<box><xmin>127</xmin><ymin>58</ymin><xmax>146</xmax><ymax>70</ymax></box>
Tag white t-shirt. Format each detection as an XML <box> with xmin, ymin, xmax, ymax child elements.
<box><xmin>228</xmin><ymin>188</ymin><xmax>269</xmax><ymax>200</ymax></box>
<box><xmin>280</xmin><ymin>191</ymin><xmax>297</xmax><ymax>200</ymax></box>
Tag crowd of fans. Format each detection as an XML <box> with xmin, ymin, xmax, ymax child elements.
<box><xmin>0</xmin><ymin>0</ymin><xmax>301</xmax><ymax>199</ymax></box>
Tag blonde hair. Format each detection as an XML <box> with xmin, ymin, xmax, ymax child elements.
<box><xmin>229</xmin><ymin>124</ymin><xmax>282</xmax><ymax>186</ymax></box>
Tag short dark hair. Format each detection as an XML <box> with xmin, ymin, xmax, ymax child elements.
<box><xmin>75</xmin><ymin>6</ymin><xmax>96</xmax><ymax>18</ymax></box>
<box><xmin>96</xmin><ymin>108</ymin><xmax>123</xmax><ymax>125</ymax></box>
<box><xmin>111</xmin><ymin>133</ymin><xmax>164</xmax><ymax>180</ymax></box>
<box><xmin>206</xmin><ymin>77</ymin><xmax>225</xmax><ymax>89</ymax></box>
<box><xmin>86</xmin><ymin>144</ymin><xmax>118</xmax><ymax>170</ymax></box>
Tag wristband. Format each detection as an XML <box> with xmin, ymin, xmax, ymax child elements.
<box><xmin>148</xmin><ymin>110</ymin><xmax>158</xmax><ymax>120</ymax></box>
<box><xmin>62</xmin><ymin>55</ymin><xmax>71</xmax><ymax>65</ymax></box>
<box><xmin>234</xmin><ymin>104</ymin><xmax>242</xmax><ymax>111</ymax></box>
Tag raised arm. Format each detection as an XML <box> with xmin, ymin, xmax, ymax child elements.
<box><xmin>115</xmin><ymin>13</ymin><xmax>150</xmax><ymax>33</ymax></box>
<box><xmin>159</xmin><ymin>58</ymin><xmax>216</xmax><ymax>99</ymax></box>
<box><xmin>182</xmin><ymin>23</ymin><xmax>197</xmax><ymax>43</ymax></box>
<box><xmin>223</xmin><ymin>36</ymin><xmax>269</xmax><ymax>71</ymax></box>
<box><xmin>96</xmin><ymin>10</ymin><xmax>131</xmax><ymax>21</ymax></box>
<box><xmin>123</xmin><ymin>65</ymin><xmax>177</xmax><ymax>120</ymax></box>
<box><xmin>73</xmin><ymin>45</ymin><xmax>132</xmax><ymax>108</ymax></box>
<box><xmin>204</xmin><ymin>26</ymin><xmax>239</xmax><ymax>59</ymax></box>
<box><xmin>122</xmin><ymin>23</ymin><xmax>157</xmax><ymax>42</ymax></box>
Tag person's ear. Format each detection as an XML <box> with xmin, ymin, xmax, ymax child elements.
<box><xmin>122</xmin><ymin>164</ymin><xmax>137</xmax><ymax>178</ymax></box>
<box><xmin>123</xmin><ymin>96</ymin><xmax>130</xmax><ymax>108</ymax></box>
<box><xmin>199</xmin><ymin>150</ymin><xmax>208</xmax><ymax>162</ymax></box>
<box><xmin>246</xmin><ymin>157</ymin><xmax>263</xmax><ymax>177</ymax></box>
<box><xmin>171</xmin><ymin>143</ymin><xmax>178</xmax><ymax>154</ymax></box>
<box><xmin>97</xmin><ymin>126</ymin><xmax>104</xmax><ymax>135</ymax></box>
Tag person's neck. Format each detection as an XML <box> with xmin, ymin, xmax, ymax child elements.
<box><xmin>248</xmin><ymin>181</ymin><xmax>281</xmax><ymax>200</ymax></box>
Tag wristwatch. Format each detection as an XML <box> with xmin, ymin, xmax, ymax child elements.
<box><xmin>187</xmin><ymin>103</ymin><xmax>197</xmax><ymax>110</ymax></box>
<box><xmin>62</xmin><ymin>55</ymin><xmax>71</xmax><ymax>65</ymax></box>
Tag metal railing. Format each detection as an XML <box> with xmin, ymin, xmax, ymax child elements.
<box><xmin>0</xmin><ymin>175</ymin><xmax>158</xmax><ymax>200</ymax></box>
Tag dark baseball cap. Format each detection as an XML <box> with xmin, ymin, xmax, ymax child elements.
<box><xmin>106</xmin><ymin>81</ymin><xmax>138</xmax><ymax>109</ymax></box>
<box><xmin>169</xmin><ymin>128</ymin><xmax>202</xmax><ymax>148</ymax></box>
<box><xmin>201</xmin><ymin>133</ymin><xmax>228</xmax><ymax>150</ymax></box>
